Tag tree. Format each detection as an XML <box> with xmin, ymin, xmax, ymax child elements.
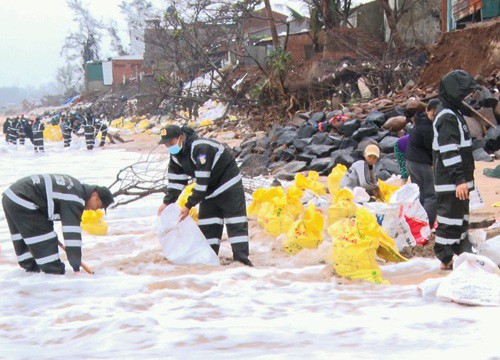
<box><xmin>303</xmin><ymin>0</ymin><xmax>354</xmax><ymax>59</ymax></box>
<box><xmin>107</xmin><ymin>20</ymin><xmax>128</xmax><ymax>56</ymax></box>
<box><xmin>61</xmin><ymin>0</ymin><xmax>105</xmax><ymax>71</ymax></box>
<box><xmin>56</xmin><ymin>63</ymin><xmax>81</xmax><ymax>97</ymax></box>
<box><xmin>263</xmin><ymin>0</ymin><xmax>280</xmax><ymax>49</ymax></box>
<box><xmin>378</xmin><ymin>0</ymin><xmax>405</xmax><ymax>48</ymax></box>
<box><xmin>139</xmin><ymin>0</ymin><xmax>262</xmax><ymax>114</ymax></box>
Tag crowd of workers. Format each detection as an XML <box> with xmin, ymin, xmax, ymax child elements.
<box><xmin>2</xmin><ymin>110</ymin><xmax>109</xmax><ymax>152</ymax></box>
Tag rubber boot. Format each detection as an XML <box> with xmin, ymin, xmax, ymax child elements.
<box><xmin>231</xmin><ymin>242</ymin><xmax>253</xmax><ymax>266</ymax></box>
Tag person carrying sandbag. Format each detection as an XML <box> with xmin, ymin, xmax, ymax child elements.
<box><xmin>157</xmin><ymin>125</ymin><xmax>252</xmax><ymax>266</ymax></box>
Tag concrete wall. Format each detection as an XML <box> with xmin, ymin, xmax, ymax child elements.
<box><xmin>351</xmin><ymin>1</ymin><xmax>385</xmax><ymax>42</ymax></box>
<box><xmin>388</xmin><ymin>0</ymin><xmax>442</xmax><ymax>46</ymax></box>
<box><xmin>87</xmin><ymin>80</ymin><xmax>109</xmax><ymax>92</ymax></box>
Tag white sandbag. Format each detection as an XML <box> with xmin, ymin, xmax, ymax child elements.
<box><xmin>436</xmin><ymin>253</ymin><xmax>500</xmax><ymax>306</ymax></box>
<box><xmin>417</xmin><ymin>277</ymin><xmax>443</xmax><ymax>298</ymax></box>
<box><xmin>363</xmin><ymin>202</ymin><xmax>411</xmax><ymax>249</ymax></box>
<box><xmin>469</xmin><ymin>187</ymin><xmax>485</xmax><ymax>211</ymax></box>
<box><xmin>157</xmin><ymin>204</ymin><xmax>220</xmax><ymax>266</ymax></box>
<box><xmin>469</xmin><ymin>231</ymin><xmax>500</xmax><ymax>267</ymax></box>
<box><xmin>390</xmin><ymin>184</ymin><xmax>431</xmax><ymax>247</ymax></box>
<box><xmin>352</xmin><ymin>187</ymin><xmax>370</xmax><ymax>203</ymax></box>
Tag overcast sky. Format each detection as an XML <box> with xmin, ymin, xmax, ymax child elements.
<box><xmin>0</xmin><ymin>0</ymin><xmax>128</xmax><ymax>88</ymax></box>
<box><xmin>0</xmin><ymin>0</ymin><xmax>369</xmax><ymax>89</ymax></box>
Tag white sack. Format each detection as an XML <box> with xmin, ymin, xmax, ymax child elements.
<box><xmin>436</xmin><ymin>253</ymin><xmax>500</xmax><ymax>306</ymax></box>
<box><xmin>157</xmin><ymin>204</ymin><xmax>220</xmax><ymax>266</ymax></box>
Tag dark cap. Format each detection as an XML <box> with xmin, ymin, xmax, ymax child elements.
<box><xmin>158</xmin><ymin>125</ymin><xmax>183</xmax><ymax>145</ymax></box>
<box><xmin>95</xmin><ymin>186</ymin><xmax>114</xmax><ymax>209</ymax></box>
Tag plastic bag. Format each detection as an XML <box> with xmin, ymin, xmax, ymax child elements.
<box><xmin>469</xmin><ymin>187</ymin><xmax>485</xmax><ymax>211</ymax></box>
<box><xmin>328</xmin><ymin>208</ymin><xmax>406</xmax><ymax>284</ymax></box>
<box><xmin>249</xmin><ymin>186</ymin><xmax>300</xmax><ymax>236</ymax></box>
<box><xmin>285</xmin><ymin>184</ymin><xmax>305</xmax><ymax>219</ymax></box>
<box><xmin>327</xmin><ymin>164</ymin><xmax>347</xmax><ymax>199</ymax></box>
<box><xmin>81</xmin><ymin>210</ymin><xmax>108</xmax><ymax>235</ymax></box>
<box><xmin>282</xmin><ymin>203</ymin><xmax>324</xmax><ymax>254</ymax></box>
<box><xmin>44</xmin><ymin>125</ymin><xmax>63</xmax><ymax>142</ymax></box>
<box><xmin>436</xmin><ymin>253</ymin><xmax>500</xmax><ymax>306</ymax></box>
<box><xmin>157</xmin><ymin>204</ymin><xmax>220</xmax><ymax>266</ymax></box>
<box><xmin>327</xmin><ymin>188</ymin><xmax>358</xmax><ymax>225</ymax></box>
<box><xmin>257</xmin><ymin>200</ymin><xmax>294</xmax><ymax>236</ymax></box>
<box><xmin>389</xmin><ymin>184</ymin><xmax>430</xmax><ymax>248</ymax></box>
<box><xmin>469</xmin><ymin>231</ymin><xmax>500</xmax><ymax>267</ymax></box>
<box><xmin>377</xmin><ymin>179</ymin><xmax>400</xmax><ymax>203</ymax></box>
<box><xmin>295</xmin><ymin>171</ymin><xmax>327</xmax><ymax>195</ymax></box>
<box><xmin>248</xmin><ymin>187</ymin><xmax>285</xmax><ymax>217</ymax></box>
<box><xmin>176</xmin><ymin>183</ymin><xmax>199</xmax><ymax>222</ymax></box>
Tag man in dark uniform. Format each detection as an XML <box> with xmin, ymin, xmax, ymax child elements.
<box><xmin>32</xmin><ymin>116</ymin><xmax>45</xmax><ymax>153</ymax></box>
<box><xmin>8</xmin><ymin>117</ymin><xmax>18</xmax><ymax>145</ymax></box>
<box><xmin>432</xmin><ymin>70</ymin><xmax>481</xmax><ymax>270</ymax></box>
<box><xmin>94</xmin><ymin>115</ymin><xmax>109</xmax><ymax>147</ymax></box>
<box><xmin>83</xmin><ymin>111</ymin><xmax>96</xmax><ymax>150</ymax></box>
<box><xmin>1</xmin><ymin>174</ymin><xmax>114</xmax><ymax>274</ymax></box>
<box><xmin>157</xmin><ymin>125</ymin><xmax>252</xmax><ymax>266</ymax></box>
<box><xmin>17</xmin><ymin>115</ymin><xmax>29</xmax><ymax>145</ymax></box>
<box><xmin>60</xmin><ymin>113</ymin><xmax>73</xmax><ymax>148</ymax></box>
<box><xmin>3</xmin><ymin>117</ymin><xmax>12</xmax><ymax>142</ymax></box>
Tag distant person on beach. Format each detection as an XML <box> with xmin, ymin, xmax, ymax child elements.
<box><xmin>2</xmin><ymin>175</ymin><xmax>114</xmax><ymax>274</ymax></box>
<box><xmin>405</xmin><ymin>99</ymin><xmax>440</xmax><ymax>227</ymax></box>
<box><xmin>31</xmin><ymin>116</ymin><xmax>45</xmax><ymax>153</ymax></box>
<box><xmin>157</xmin><ymin>125</ymin><xmax>252</xmax><ymax>266</ymax></box>
<box><xmin>339</xmin><ymin>144</ymin><xmax>381</xmax><ymax>198</ymax></box>
<box><xmin>432</xmin><ymin>70</ymin><xmax>480</xmax><ymax>270</ymax></box>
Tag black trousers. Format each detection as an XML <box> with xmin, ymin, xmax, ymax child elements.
<box><xmin>406</xmin><ymin>160</ymin><xmax>437</xmax><ymax>225</ymax></box>
<box><xmin>97</xmin><ymin>129</ymin><xmax>107</xmax><ymax>147</ymax></box>
<box><xmin>434</xmin><ymin>192</ymin><xmax>472</xmax><ymax>264</ymax></box>
<box><xmin>33</xmin><ymin>136</ymin><xmax>44</xmax><ymax>152</ymax></box>
<box><xmin>197</xmin><ymin>180</ymin><xmax>249</xmax><ymax>260</ymax></box>
<box><xmin>84</xmin><ymin>125</ymin><xmax>95</xmax><ymax>150</ymax></box>
<box><xmin>2</xmin><ymin>194</ymin><xmax>65</xmax><ymax>274</ymax></box>
<box><xmin>8</xmin><ymin>132</ymin><xmax>17</xmax><ymax>144</ymax></box>
<box><xmin>62</xmin><ymin>130</ymin><xmax>72</xmax><ymax>147</ymax></box>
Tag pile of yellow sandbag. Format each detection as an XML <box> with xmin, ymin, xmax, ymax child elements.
<box><xmin>248</xmin><ymin>165</ymin><xmax>407</xmax><ymax>284</ymax></box>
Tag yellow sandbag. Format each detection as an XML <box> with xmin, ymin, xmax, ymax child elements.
<box><xmin>295</xmin><ymin>171</ymin><xmax>327</xmax><ymax>195</ymax></box>
<box><xmin>199</xmin><ymin>120</ymin><xmax>214</xmax><ymax>127</ymax></box>
<box><xmin>135</xmin><ymin>119</ymin><xmax>150</xmax><ymax>131</ymax></box>
<box><xmin>257</xmin><ymin>200</ymin><xmax>294</xmax><ymax>236</ymax></box>
<box><xmin>355</xmin><ymin>207</ymin><xmax>407</xmax><ymax>263</ymax></box>
<box><xmin>283</xmin><ymin>203</ymin><xmax>324</xmax><ymax>254</ymax></box>
<box><xmin>285</xmin><ymin>184</ymin><xmax>304</xmax><ymax>219</ymax></box>
<box><xmin>377</xmin><ymin>179</ymin><xmax>400</xmax><ymax>203</ymax></box>
<box><xmin>44</xmin><ymin>125</ymin><xmax>63</xmax><ymax>142</ymax></box>
<box><xmin>176</xmin><ymin>183</ymin><xmax>199</xmax><ymax>222</ymax></box>
<box><xmin>81</xmin><ymin>210</ymin><xmax>108</xmax><ymax>235</ymax></box>
<box><xmin>110</xmin><ymin>117</ymin><xmax>124</xmax><ymax>128</ymax></box>
<box><xmin>328</xmin><ymin>208</ymin><xmax>406</xmax><ymax>284</ymax></box>
<box><xmin>248</xmin><ymin>187</ymin><xmax>285</xmax><ymax>216</ymax></box>
<box><xmin>327</xmin><ymin>188</ymin><xmax>357</xmax><ymax>225</ymax></box>
<box><xmin>327</xmin><ymin>164</ymin><xmax>347</xmax><ymax>199</ymax></box>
